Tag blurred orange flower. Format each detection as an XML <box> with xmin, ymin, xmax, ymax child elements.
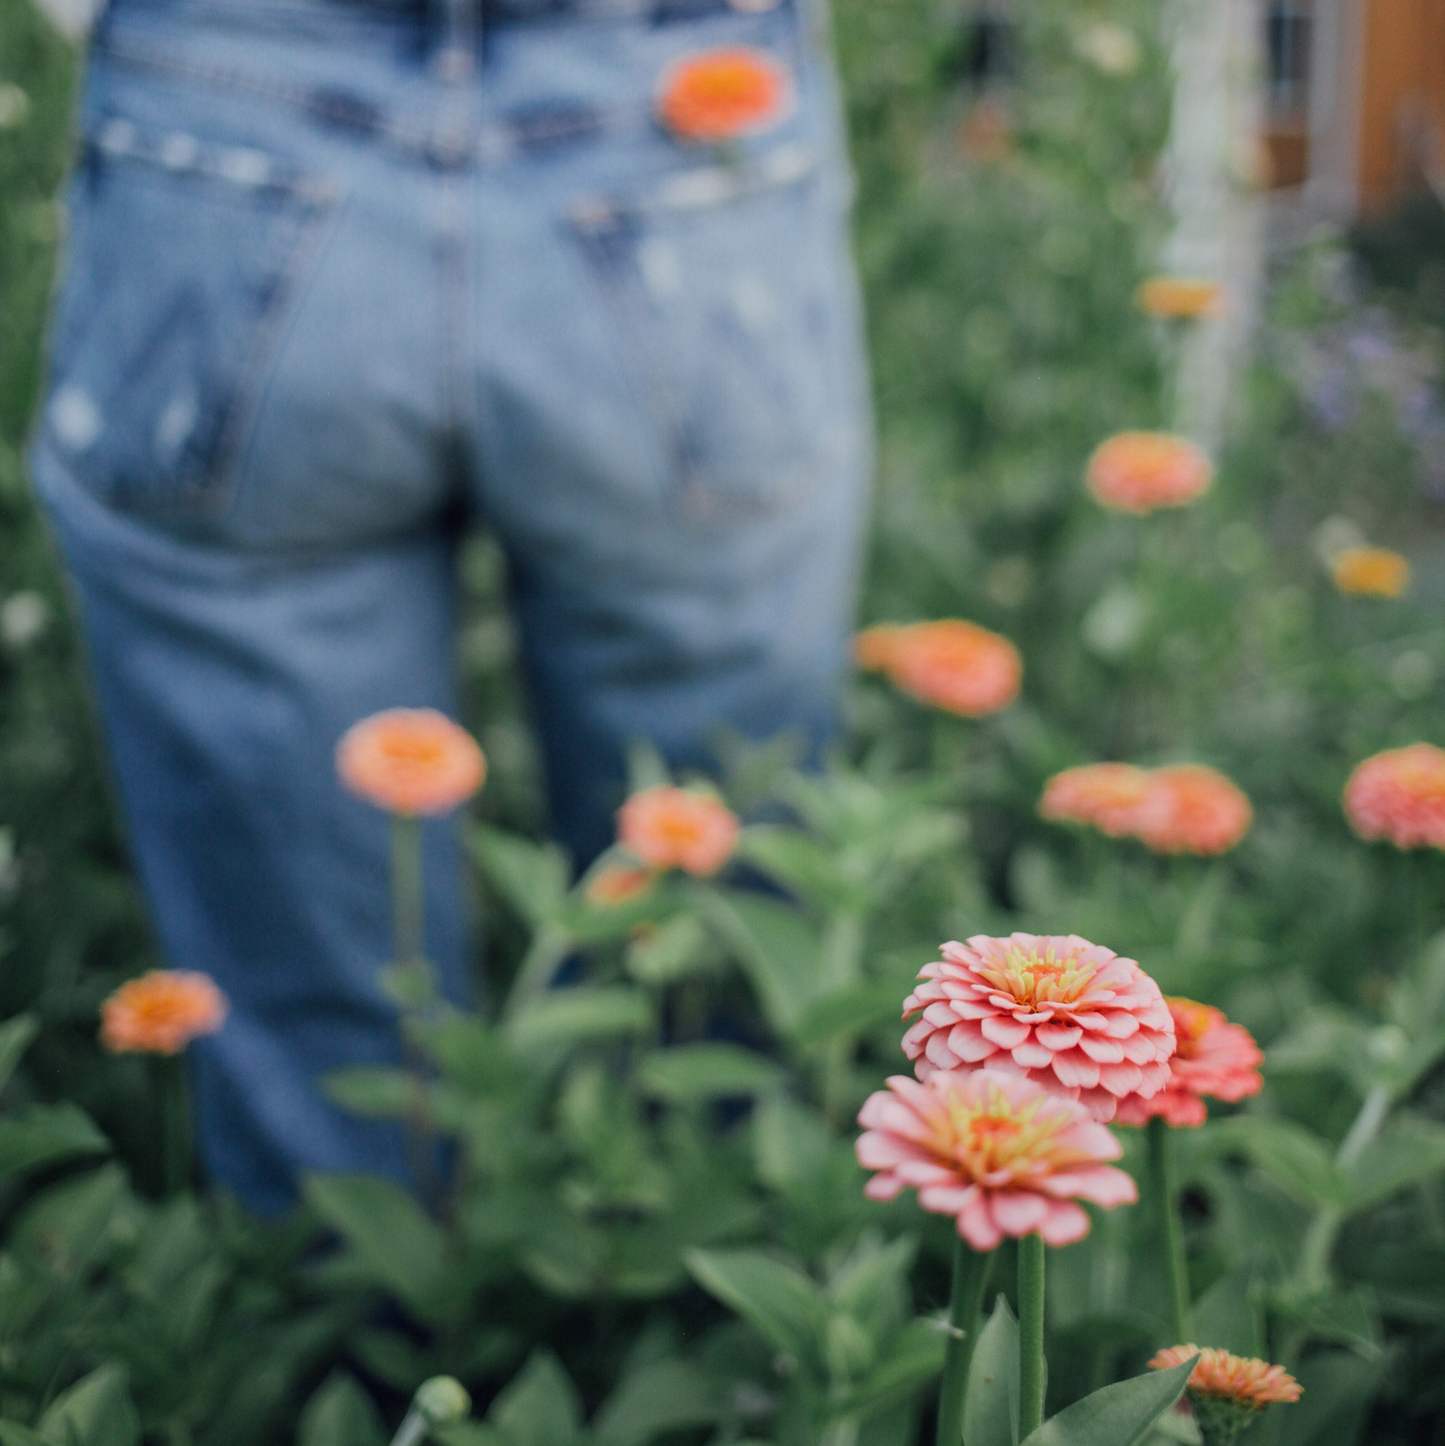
<box><xmin>337</xmin><ymin>708</ymin><xmax>486</xmax><ymax>816</ymax></box>
<box><xmin>657</xmin><ymin>47</ymin><xmax>792</xmax><ymax>143</ymax></box>
<box><xmin>1115</xmin><ymin>997</ymin><xmax>1263</xmax><ymax>1128</ymax></box>
<box><xmin>1134</xmin><ymin>765</ymin><xmax>1252</xmax><ymax>855</ymax></box>
<box><xmin>101</xmin><ymin>970</ymin><xmax>228</xmax><ymax>1054</ymax></box>
<box><xmin>1086</xmin><ymin>432</ymin><xmax>1213</xmax><ymax>514</ymax></box>
<box><xmin>957</xmin><ymin>99</ymin><xmax>1013</xmax><ymax>164</ymax></box>
<box><xmin>858</xmin><ymin>619</ymin><xmax>1022</xmax><ymax>718</ymax></box>
<box><xmin>1137</xmin><ymin>277</ymin><xmax>1226</xmax><ymax>320</ymax></box>
<box><xmin>1332</xmin><ymin>546</ymin><xmax>1410</xmax><ymax>598</ymax></box>
<box><xmin>584</xmin><ymin>863</ymin><xmax>657</xmax><ymax>907</ymax></box>
<box><xmin>1344</xmin><ymin>743</ymin><xmax>1445</xmax><ymax>849</ymax></box>
<box><xmin>1150</xmin><ymin>1345</ymin><xmax>1301</xmax><ymax>1407</ymax></box>
<box><xmin>1039</xmin><ymin>763</ymin><xmax>1151</xmax><ymax>837</ymax></box>
<box><xmin>618</xmin><ymin>785</ymin><xmax>739</xmax><ymax>876</ymax></box>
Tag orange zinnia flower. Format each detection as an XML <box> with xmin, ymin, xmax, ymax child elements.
<box><xmin>1137</xmin><ymin>277</ymin><xmax>1226</xmax><ymax>321</ymax></box>
<box><xmin>1133</xmin><ymin>765</ymin><xmax>1252</xmax><ymax>855</ymax></box>
<box><xmin>859</xmin><ymin>619</ymin><xmax>1021</xmax><ymax>718</ymax></box>
<box><xmin>1039</xmin><ymin>763</ymin><xmax>1152</xmax><ymax>838</ymax></box>
<box><xmin>1114</xmin><ymin>997</ymin><xmax>1263</xmax><ymax>1128</ymax></box>
<box><xmin>584</xmin><ymin>863</ymin><xmax>657</xmax><ymax>907</ymax></box>
<box><xmin>857</xmin><ymin>1068</ymin><xmax>1136</xmax><ymax>1250</ymax></box>
<box><xmin>902</xmin><ymin>933</ymin><xmax>1176</xmax><ymax>1124</ymax></box>
<box><xmin>337</xmin><ymin>709</ymin><xmax>486</xmax><ymax>816</ymax></box>
<box><xmin>101</xmin><ymin>970</ymin><xmax>228</xmax><ymax>1054</ymax></box>
<box><xmin>1332</xmin><ymin>546</ymin><xmax>1409</xmax><ymax>598</ymax></box>
<box><xmin>1344</xmin><ymin>743</ymin><xmax>1445</xmax><ymax>849</ymax></box>
<box><xmin>656</xmin><ymin>47</ymin><xmax>792</xmax><ymax>143</ymax></box>
<box><xmin>617</xmin><ymin>785</ymin><xmax>739</xmax><ymax>877</ymax></box>
<box><xmin>1150</xmin><ymin>1346</ymin><xmax>1300</xmax><ymax>1442</ymax></box>
<box><xmin>1086</xmin><ymin>432</ymin><xmax>1213</xmax><ymax>514</ymax></box>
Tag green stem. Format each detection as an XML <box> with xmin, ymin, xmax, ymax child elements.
<box><xmin>1147</xmin><ymin>1116</ymin><xmax>1191</xmax><ymax>1342</ymax></box>
<box><xmin>1017</xmin><ymin>1234</ymin><xmax>1046</xmax><ymax>1438</ymax></box>
<box><xmin>502</xmin><ymin>922</ymin><xmax>574</xmax><ymax>1021</ymax></box>
<box><xmin>392</xmin><ymin>813</ymin><xmax>425</xmax><ymax>967</ymax></box>
<box><xmin>160</xmin><ymin>1054</ymin><xmax>191</xmax><ymax>1198</ymax></box>
<box><xmin>935</xmin><ymin>1238</ymin><xmax>992</xmax><ymax>1446</ymax></box>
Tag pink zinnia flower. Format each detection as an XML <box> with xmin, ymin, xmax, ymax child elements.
<box><xmin>1150</xmin><ymin>1346</ymin><xmax>1300</xmax><ymax>1441</ymax></box>
<box><xmin>1343</xmin><ymin>743</ymin><xmax>1445</xmax><ymax>850</ymax></box>
<box><xmin>902</xmin><ymin>934</ymin><xmax>1175</xmax><ymax>1123</ymax></box>
<box><xmin>857</xmin><ymin>1069</ymin><xmax>1136</xmax><ymax>1250</ymax></box>
<box><xmin>1115</xmin><ymin>997</ymin><xmax>1262</xmax><ymax>1128</ymax></box>
<box><xmin>856</xmin><ymin>620</ymin><xmax>1022</xmax><ymax>718</ymax></box>
<box><xmin>1039</xmin><ymin>763</ymin><xmax>1152</xmax><ymax>838</ymax></box>
<box><xmin>617</xmin><ymin>785</ymin><xmax>739</xmax><ymax>877</ymax></box>
<box><xmin>1133</xmin><ymin>765</ymin><xmax>1252</xmax><ymax>856</ymax></box>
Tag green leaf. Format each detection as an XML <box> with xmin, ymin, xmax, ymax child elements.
<box><xmin>0</xmin><ymin>1016</ymin><xmax>38</xmax><ymax>1093</ymax></box>
<box><xmin>37</xmin><ymin>1365</ymin><xmax>139</xmax><ymax>1446</ymax></box>
<box><xmin>963</xmin><ymin>1297</ymin><xmax>1019</xmax><ymax>1446</ymax></box>
<box><xmin>297</xmin><ymin>1373</ymin><xmax>385</xmax><ymax>1446</ymax></box>
<box><xmin>471</xmin><ymin>826</ymin><xmax>571</xmax><ymax>927</ymax></box>
<box><xmin>736</xmin><ymin>826</ymin><xmax>862</xmax><ymax>911</ymax></box>
<box><xmin>623</xmin><ymin>915</ymin><xmax>713</xmax><ymax>986</ymax></box>
<box><xmin>638</xmin><ymin>1044</ymin><xmax>786</xmax><ymax>1103</ymax></box>
<box><xmin>701</xmin><ymin>892</ymin><xmax>822</xmax><ymax>1032</ymax></box>
<box><xmin>592</xmin><ymin>1358</ymin><xmax>718</xmax><ymax>1446</ymax></box>
<box><xmin>0</xmin><ymin>1104</ymin><xmax>108</xmax><ymax>1178</ymax></box>
<box><xmin>792</xmin><ymin>980</ymin><xmax>913</xmax><ymax>1048</ymax></box>
<box><xmin>1276</xmin><ymin>1348</ymin><xmax>1382</xmax><ymax>1446</ymax></box>
<box><xmin>1020</xmin><ymin>1356</ymin><xmax>1194</xmax><ymax>1446</ymax></box>
<box><xmin>839</xmin><ymin>1317</ymin><xmax>946</xmax><ymax>1416</ymax></box>
<box><xmin>1190</xmin><ymin>1264</ymin><xmax>1263</xmax><ymax>1358</ymax></box>
<box><xmin>1208</xmin><ymin>1116</ymin><xmax>1343</xmax><ymax>1206</ymax></box>
<box><xmin>506</xmin><ymin>988</ymin><xmax>653</xmax><ymax>1053</ymax></box>
<box><xmin>302</xmin><ymin>1174</ymin><xmax>450</xmax><ymax>1321</ymax></box>
<box><xmin>685</xmin><ymin>1249</ymin><xmax>825</xmax><ymax>1365</ymax></box>
<box><xmin>488</xmin><ymin>1353</ymin><xmax>581</xmax><ymax>1446</ymax></box>
<box><xmin>322</xmin><ymin>1067</ymin><xmax>416</xmax><ymax>1119</ymax></box>
<box><xmin>1342</xmin><ymin>1117</ymin><xmax>1445</xmax><ymax>1213</ymax></box>
<box><xmin>0</xmin><ymin>1425</ymin><xmax>46</xmax><ymax>1446</ymax></box>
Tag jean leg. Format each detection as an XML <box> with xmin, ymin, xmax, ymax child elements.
<box><xmin>33</xmin><ymin>458</ymin><xmax>468</xmax><ymax>1215</ymax></box>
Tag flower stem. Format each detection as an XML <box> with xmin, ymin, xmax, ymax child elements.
<box><xmin>159</xmin><ymin>1053</ymin><xmax>192</xmax><ymax>1197</ymax></box>
<box><xmin>935</xmin><ymin>1238</ymin><xmax>992</xmax><ymax>1446</ymax></box>
<box><xmin>1147</xmin><ymin>1116</ymin><xmax>1191</xmax><ymax>1342</ymax></box>
<box><xmin>1017</xmin><ymin>1234</ymin><xmax>1046</xmax><ymax>1438</ymax></box>
<box><xmin>391</xmin><ymin>813</ymin><xmax>425</xmax><ymax>968</ymax></box>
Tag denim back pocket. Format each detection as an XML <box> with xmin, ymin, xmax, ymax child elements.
<box><xmin>41</xmin><ymin>116</ymin><xmax>340</xmax><ymax>516</ymax></box>
<box><xmin>569</xmin><ymin>142</ymin><xmax>862</xmax><ymax>519</ymax></box>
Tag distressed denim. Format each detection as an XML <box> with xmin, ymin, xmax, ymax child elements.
<box><xmin>30</xmin><ymin>0</ymin><xmax>872</xmax><ymax>1212</ymax></box>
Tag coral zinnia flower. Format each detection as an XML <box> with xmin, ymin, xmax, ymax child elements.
<box><xmin>1150</xmin><ymin>1346</ymin><xmax>1300</xmax><ymax>1443</ymax></box>
<box><xmin>584</xmin><ymin>863</ymin><xmax>657</xmax><ymax>907</ymax></box>
<box><xmin>337</xmin><ymin>709</ymin><xmax>486</xmax><ymax>816</ymax></box>
<box><xmin>1133</xmin><ymin>765</ymin><xmax>1252</xmax><ymax>855</ymax></box>
<box><xmin>1115</xmin><ymin>997</ymin><xmax>1262</xmax><ymax>1128</ymax></box>
<box><xmin>1344</xmin><ymin>743</ymin><xmax>1445</xmax><ymax>849</ymax></box>
<box><xmin>617</xmin><ymin>785</ymin><xmax>739</xmax><ymax>877</ymax></box>
<box><xmin>859</xmin><ymin>619</ymin><xmax>1022</xmax><ymax>718</ymax></box>
<box><xmin>1137</xmin><ymin>277</ymin><xmax>1226</xmax><ymax>321</ymax></box>
<box><xmin>902</xmin><ymin>934</ymin><xmax>1175</xmax><ymax>1123</ymax></box>
<box><xmin>1332</xmin><ymin>546</ymin><xmax>1410</xmax><ymax>598</ymax></box>
<box><xmin>857</xmin><ymin>1068</ymin><xmax>1136</xmax><ymax>1250</ymax></box>
<box><xmin>656</xmin><ymin>47</ymin><xmax>792</xmax><ymax>143</ymax></box>
<box><xmin>101</xmin><ymin>970</ymin><xmax>228</xmax><ymax>1054</ymax></box>
<box><xmin>1039</xmin><ymin>763</ymin><xmax>1152</xmax><ymax>838</ymax></box>
<box><xmin>1086</xmin><ymin>432</ymin><xmax>1213</xmax><ymax>514</ymax></box>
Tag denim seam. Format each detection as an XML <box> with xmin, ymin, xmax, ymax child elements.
<box><xmin>94</xmin><ymin>34</ymin><xmax>643</xmax><ymax>167</ymax></box>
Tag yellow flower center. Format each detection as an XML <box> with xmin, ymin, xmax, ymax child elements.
<box><xmin>932</xmin><ymin>1083</ymin><xmax>1082</xmax><ymax>1182</ymax></box>
<box><xmin>976</xmin><ymin>941</ymin><xmax>1098</xmax><ymax>1010</ymax></box>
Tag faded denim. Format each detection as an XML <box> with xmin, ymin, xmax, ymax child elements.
<box><xmin>30</xmin><ymin>0</ymin><xmax>872</xmax><ymax>1213</ymax></box>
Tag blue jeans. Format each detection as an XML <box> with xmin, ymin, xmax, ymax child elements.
<box><xmin>30</xmin><ymin>0</ymin><xmax>871</xmax><ymax>1213</ymax></box>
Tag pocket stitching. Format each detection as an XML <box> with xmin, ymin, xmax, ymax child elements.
<box><xmin>567</xmin><ymin>143</ymin><xmax>833</xmax><ymax>519</ymax></box>
<box><xmin>52</xmin><ymin>120</ymin><xmax>345</xmax><ymax>516</ymax></box>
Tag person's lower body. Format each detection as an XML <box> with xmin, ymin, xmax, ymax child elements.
<box><xmin>29</xmin><ymin>0</ymin><xmax>873</xmax><ymax>1213</ymax></box>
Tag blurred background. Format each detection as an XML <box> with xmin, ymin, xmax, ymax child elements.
<box><xmin>3</xmin><ymin>0</ymin><xmax>1445</xmax><ymax>1441</ymax></box>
